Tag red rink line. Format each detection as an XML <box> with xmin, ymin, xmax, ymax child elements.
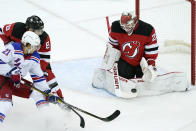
<box><xmin>25</xmin><ymin>0</ymin><xmax>106</xmax><ymax>42</ymax></box>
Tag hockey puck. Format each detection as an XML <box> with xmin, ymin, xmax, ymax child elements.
<box><xmin>131</xmin><ymin>88</ymin><xmax>137</xmax><ymax>93</ymax></box>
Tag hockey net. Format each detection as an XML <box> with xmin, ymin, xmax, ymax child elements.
<box><xmin>136</xmin><ymin>0</ymin><xmax>195</xmax><ymax>85</ymax></box>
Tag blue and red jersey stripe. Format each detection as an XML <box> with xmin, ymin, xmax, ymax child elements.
<box><xmin>31</xmin><ymin>75</ymin><xmax>46</xmax><ymax>83</ymax></box>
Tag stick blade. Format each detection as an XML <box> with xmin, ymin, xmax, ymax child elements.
<box><xmin>101</xmin><ymin>110</ymin><xmax>120</xmax><ymax>122</ymax></box>
<box><xmin>70</xmin><ymin>107</ymin><xmax>85</xmax><ymax>128</ymax></box>
<box><xmin>80</xmin><ymin>117</ymin><xmax>85</xmax><ymax>128</ymax></box>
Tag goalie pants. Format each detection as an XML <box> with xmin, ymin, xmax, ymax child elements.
<box><xmin>118</xmin><ymin>58</ymin><xmax>143</xmax><ymax>79</ymax></box>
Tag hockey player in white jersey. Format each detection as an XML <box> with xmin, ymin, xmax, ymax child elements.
<box><xmin>0</xmin><ymin>31</ymin><xmax>59</xmax><ymax>124</ymax></box>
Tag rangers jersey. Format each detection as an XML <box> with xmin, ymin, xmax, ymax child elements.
<box><xmin>109</xmin><ymin>20</ymin><xmax>158</xmax><ymax>66</ymax></box>
<box><xmin>0</xmin><ymin>42</ymin><xmax>50</xmax><ymax>91</ymax></box>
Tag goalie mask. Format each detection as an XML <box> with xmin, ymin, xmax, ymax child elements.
<box><xmin>22</xmin><ymin>31</ymin><xmax>41</xmax><ymax>54</ymax></box>
<box><xmin>120</xmin><ymin>12</ymin><xmax>138</xmax><ymax>36</ymax></box>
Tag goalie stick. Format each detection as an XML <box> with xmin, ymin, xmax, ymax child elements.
<box><xmin>113</xmin><ymin>63</ymin><xmax>138</xmax><ymax>98</ymax></box>
<box><xmin>21</xmin><ymin>79</ymin><xmax>120</xmax><ymax>128</ymax></box>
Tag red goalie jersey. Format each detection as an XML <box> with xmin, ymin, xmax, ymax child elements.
<box><xmin>0</xmin><ymin>22</ymin><xmax>63</xmax><ymax>98</ymax></box>
<box><xmin>109</xmin><ymin>20</ymin><xmax>158</xmax><ymax>66</ymax></box>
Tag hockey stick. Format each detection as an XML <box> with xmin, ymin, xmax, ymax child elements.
<box><xmin>68</xmin><ymin>107</ymin><xmax>85</xmax><ymax>128</ymax></box>
<box><xmin>106</xmin><ymin>16</ymin><xmax>110</xmax><ymax>33</ymax></box>
<box><xmin>64</xmin><ymin>101</ymin><xmax>120</xmax><ymax>122</ymax></box>
<box><xmin>21</xmin><ymin>80</ymin><xmax>85</xmax><ymax>128</ymax></box>
<box><xmin>22</xmin><ymin>80</ymin><xmax>120</xmax><ymax>127</ymax></box>
<box><xmin>113</xmin><ymin>63</ymin><xmax>138</xmax><ymax>98</ymax></box>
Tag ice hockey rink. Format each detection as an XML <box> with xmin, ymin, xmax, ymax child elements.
<box><xmin>0</xmin><ymin>0</ymin><xmax>196</xmax><ymax>131</ymax></box>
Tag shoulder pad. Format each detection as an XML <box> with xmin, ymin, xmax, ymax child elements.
<box><xmin>12</xmin><ymin>22</ymin><xmax>26</xmax><ymax>39</ymax></box>
<box><xmin>12</xmin><ymin>42</ymin><xmax>24</xmax><ymax>56</ymax></box>
<box><xmin>111</xmin><ymin>20</ymin><xmax>126</xmax><ymax>33</ymax></box>
<box><xmin>30</xmin><ymin>51</ymin><xmax>40</xmax><ymax>63</ymax></box>
<box><xmin>133</xmin><ymin>20</ymin><xmax>153</xmax><ymax>36</ymax></box>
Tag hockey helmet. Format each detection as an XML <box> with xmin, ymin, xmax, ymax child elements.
<box><xmin>120</xmin><ymin>12</ymin><xmax>138</xmax><ymax>35</ymax></box>
<box><xmin>22</xmin><ymin>31</ymin><xmax>41</xmax><ymax>54</ymax></box>
<box><xmin>26</xmin><ymin>15</ymin><xmax>44</xmax><ymax>31</ymax></box>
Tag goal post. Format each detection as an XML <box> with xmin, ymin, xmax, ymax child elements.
<box><xmin>187</xmin><ymin>0</ymin><xmax>196</xmax><ymax>85</ymax></box>
<box><xmin>136</xmin><ymin>0</ymin><xmax>195</xmax><ymax>85</ymax></box>
<box><xmin>135</xmin><ymin>0</ymin><xmax>140</xmax><ymax>19</ymax></box>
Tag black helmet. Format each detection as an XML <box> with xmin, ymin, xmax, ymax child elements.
<box><xmin>26</xmin><ymin>15</ymin><xmax>44</xmax><ymax>30</ymax></box>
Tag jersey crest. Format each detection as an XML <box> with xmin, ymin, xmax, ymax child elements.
<box><xmin>122</xmin><ymin>41</ymin><xmax>140</xmax><ymax>59</ymax></box>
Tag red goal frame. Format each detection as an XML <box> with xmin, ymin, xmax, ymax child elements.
<box><xmin>187</xmin><ymin>0</ymin><xmax>196</xmax><ymax>85</ymax></box>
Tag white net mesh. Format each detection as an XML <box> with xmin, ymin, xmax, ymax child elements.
<box><xmin>139</xmin><ymin>0</ymin><xmax>195</xmax><ymax>84</ymax></box>
<box><xmin>140</xmin><ymin>0</ymin><xmax>191</xmax><ymax>53</ymax></box>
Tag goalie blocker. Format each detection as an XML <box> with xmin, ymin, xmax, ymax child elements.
<box><xmin>92</xmin><ymin>44</ymin><xmax>189</xmax><ymax>98</ymax></box>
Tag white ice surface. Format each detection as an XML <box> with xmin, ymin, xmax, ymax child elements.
<box><xmin>0</xmin><ymin>0</ymin><xmax>196</xmax><ymax>131</ymax></box>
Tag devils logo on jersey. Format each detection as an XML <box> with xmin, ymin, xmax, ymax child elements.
<box><xmin>122</xmin><ymin>41</ymin><xmax>140</xmax><ymax>59</ymax></box>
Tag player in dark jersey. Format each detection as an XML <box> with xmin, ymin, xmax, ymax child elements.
<box><xmin>0</xmin><ymin>15</ymin><xmax>63</xmax><ymax>98</ymax></box>
<box><xmin>108</xmin><ymin>12</ymin><xmax>158</xmax><ymax>81</ymax></box>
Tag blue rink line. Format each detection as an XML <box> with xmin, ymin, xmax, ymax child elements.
<box><xmin>51</xmin><ymin>57</ymin><xmax>115</xmax><ymax>98</ymax></box>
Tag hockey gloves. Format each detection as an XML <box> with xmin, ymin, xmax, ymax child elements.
<box><xmin>6</xmin><ymin>67</ymin><xmax>21</xmax><ymax>88</ymax></box>
<box><xmin>44</xmin><ymin>89</ymin><xmax>59</xmax><ymax>104</ymax></box>
<box><xmin>48</xmin><ymin>95</ymin><xmax>59</xmax><ymax>104</ymax></box>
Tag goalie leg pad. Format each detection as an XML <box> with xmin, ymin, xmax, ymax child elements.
<box><xmin>136</xmin><ymin>72</ymin><xmax>189</xmax><ymax>97</ymax></box>
<box><xmin>92</xmin><ymin>67</ymin><xmax>138</xmax><ymax>98</ymax></box>
<box><xmin>92</xmin><ymin>68</ymin><xmax>106</xmax><ymax>89</ymax></box>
